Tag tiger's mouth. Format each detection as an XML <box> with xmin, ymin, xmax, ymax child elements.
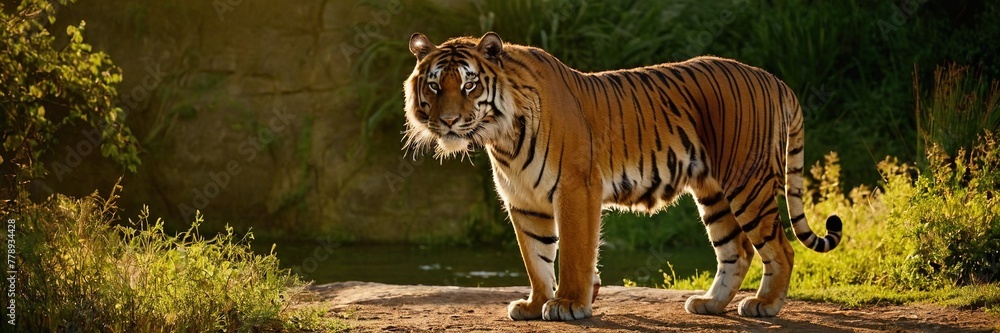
<box><xmin>414</xmin><ymin>114</ymin><xmax>491</xmax><ymax>157</ymax></box>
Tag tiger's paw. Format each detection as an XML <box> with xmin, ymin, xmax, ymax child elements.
<box><xmin>508</xmin><ymin>299</ymin><xmax>544</xmax><ymax>320</ymax></box>
<box><xmin>541</xmin><ymin>298</ymin><xmax>592</xmax><ymax>321</ymax></box>
<box><xmin>684</xmin><ymin>295</ymin><xmax>727</xmax><ymax>315</ymax></box>
<box><xmin>737</xmin><ymin>297</ymin><xmax>783</xmax><ymax>317</ymax></box>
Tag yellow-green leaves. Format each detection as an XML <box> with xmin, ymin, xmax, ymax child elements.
<box><xmin>3</xmin><ymin>0</ymin><xmax>139</xmax><ymax>185</ymax></box>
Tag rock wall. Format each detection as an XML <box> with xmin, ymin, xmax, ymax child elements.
<box><xmin>46</xmin><ymin>0</ymin><xmax>494</xmax><ymax>242</ymax></box>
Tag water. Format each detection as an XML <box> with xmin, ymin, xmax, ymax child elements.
<box><xmin>255</xmin><ymin>241</ymin><xmax>717</xmax><ymax>287</ymax></box>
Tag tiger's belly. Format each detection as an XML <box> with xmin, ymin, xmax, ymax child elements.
<box><xmin>491</xmin><ymin>159</ymin><xmax>692</xmax><ymax>215</ymax></box>
<box><xmin>487</xmin><ymin>140</ymin><xmax>702</xmax><ymax>215</ymax></box>
<box><xmin>598</xmin><ymin>153</ymin><xmax>701</xmax><ymax>214</ymax></box>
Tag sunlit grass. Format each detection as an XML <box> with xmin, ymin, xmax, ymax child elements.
<box><xmin>10</xmin><ymin>183</ymin><xmax>347</xmax><ymax>332</ymax></box>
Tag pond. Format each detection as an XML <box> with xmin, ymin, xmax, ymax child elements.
<box><xmin>255</xmin><ymin>241</ymin><xmax>717</xmax><ymax>287</ymax></box>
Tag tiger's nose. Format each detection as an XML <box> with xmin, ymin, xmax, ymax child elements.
<box><xmin>440</xmin><ymin>114</ymin><xmax>459</xmax><ymax>127</ymax></box>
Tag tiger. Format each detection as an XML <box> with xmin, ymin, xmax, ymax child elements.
<box><xmin>402</xmin><ymin>31</ymin><xmax>842</xmax><ymax>321</ymax></box>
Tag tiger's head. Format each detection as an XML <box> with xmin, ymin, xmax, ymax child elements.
<box><xmin>403</xmin><ymin>32</ymin><xmax>513</xmax><ymax>159</ymax></box>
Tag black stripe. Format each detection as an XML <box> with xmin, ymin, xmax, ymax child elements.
<box><xmin>513</xmin><ymin>116</ymin><xmax>527</xmax><ymax>157</ymax></box>
<box><xmin>524</xmin><ymin>230</ymin><xmax>559</xmax><ymax>245</ymax></box>
<box><xmin>510</xmin><ymin>207</ymin><xmax>553</xmax><ymax>220</ymax></box>
<box><xmin>742</xmin><ymin>206</ymin><xmax>779</xmax><ymax>233</ymax></box>
<box><xmin>790</xmin><ymin>213</ymin><xmax>805</xmax><ymax>224</ymax></box>
<box><xmin>789</xmin><ymin>146</ymin><xmax>803</xmax><ymax>155</ymax></box>
<box><xmin>726</xmin><ymin>184</ymin><xmax>746</xmax><ymax>203</ymax></box>
<box><xmin>638</xmin><ymin>153</ymin><xmax>661</xmax><ymax>207</ymax></box>
<box><xmin>697</xmin><ymin>192</ymin><xmax>724</xmax><ymax>207</ymax></box>
<box><xmin>522</xmin><ymin>134</ymin><xmax>538</xmax><ymax>170</ymax></box>
<box><xmin>712</xmin><ymin>228</ymin><xmax>742</xmax><ymax>247</ymax></box>
<box><xmin>703</xmin><ymin>207</ymin><xmax>732</xmax><ymax>225</ymax></box>
<box><xmin>548</xmin><ymin>144</ymin><xmax>565</xmax><ymax>203</ymax></box>
<box><xmin>538</xmin><ymin>254</ymin><xmax>554</xmax><ymax>263</ymax></box>
<box><xmin>492</xmin><ymin>153</ymin><xmax>510</xmax><ymax>168</ymax></box>
<box><xmin>753</xmin><ymin>220</ymin><xmax>781</xmax><ymax>250</ymax></box>
<box><xmin>534</xmin><ymin>129</ymin><xmax>553</xmax><ymax>188</ymax></box>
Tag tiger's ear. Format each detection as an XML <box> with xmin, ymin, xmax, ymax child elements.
<box><xmin>409</xmin><ymin>33</ymin><xmax>436</xmax><ymax>61</ymax></box>
<box><xmin>477</xmin><ymin>32</ymin><xmax>503</xmax><ymax>60</ymax></box>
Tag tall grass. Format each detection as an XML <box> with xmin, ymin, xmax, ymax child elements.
<box><xmin>10</xmin><ymin>184</ymin><xmax>343</xmax><ymax>332</ymax></box>
<box><xmin>916</xmin><ymin>64</ymin><xmax>1000</xmax><ymax>163</ymax></box>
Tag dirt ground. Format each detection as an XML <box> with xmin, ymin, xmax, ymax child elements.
<box><xmin>304</xmin><ymin>282</ymin><xmax>998</xmax><ymax>332</ymax></box>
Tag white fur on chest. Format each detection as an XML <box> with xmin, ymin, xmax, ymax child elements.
<box><xmin>486</xmin><ymin>148</ymin><xmax>557</xmax><ymax>211</ymax></box>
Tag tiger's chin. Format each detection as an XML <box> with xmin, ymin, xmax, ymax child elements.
<box><xmin>435</xmin><ymin>135</ymin><xmax>471</xmax><ymax>156</ymax></box>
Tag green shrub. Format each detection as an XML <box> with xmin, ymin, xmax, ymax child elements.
<box><xmin>9</xmin><ymin>184</ymin><xmax>343</xmax><ymax>332</ymax></box>
<box><xmin>780</xmin><ymin>142</ymin><xmax>1000</xmax><ymax>309</ymax></box>
<box><xmin>1</xmin><ymin>0</ymin><xmax>140</xmax><ymax>197</ymax></box>
<box><xmin>792</xmin><ymin>141</ymin><xmax>1000</xmax><ymax>291</ymax></box>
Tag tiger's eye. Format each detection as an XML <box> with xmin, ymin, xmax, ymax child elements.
<box><xmin>463</xmin><ymin>82</ymin><xmax>476</xmax><ymax>90</ymax></box>
<box><xmin>428</xmin><ymin>82</ymin><xmax>440</xmax><ymax>91</ymax></box>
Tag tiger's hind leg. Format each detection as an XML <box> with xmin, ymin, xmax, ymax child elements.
<box><xmin>685</xmin><ymin>177</ymin><xmax>755</xmax><ymax>314</ymax></box>
<box><xmin>734</xmin><ymin>196</ymin><xmax>795</xmax><ymax>317</ymax></box>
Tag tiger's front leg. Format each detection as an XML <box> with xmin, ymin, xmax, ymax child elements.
<box><xmin>542</xmin><ymin>179</ymin><xmax>601</xmax><ymax>321</ymax></box>
<box><xmin>507</xmin><ymin>206</ymin><xmax>558</xmax><ymax>320</ymax></box>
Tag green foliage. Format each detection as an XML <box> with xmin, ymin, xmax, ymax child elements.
<box><xmin>601</xmin><ymin>196</ymin><xmax>704</xmax><ymax>251</ymax></box>
<box><xmin>787</xmin><ymin>136</ymin><xmax>1000</xmax><ymax>293</ymax></box>
<box><xmin>0</xmin><ymin>0</ymin><xmax>140</xmax><ymax>193</ymax></box>
<box><xmin>623</xmin><ymin>261</ymin><xmax>712</xmax><ymax>290</ymax></box>
<box><xmin>9</xmin><ymin>184</ymin><xmax>342</xmax><ymax>332</ymax></box>
<box><xmin>283</xmin><ymin>305</ymin><xmax>351</xmax><ymax>332</ymax></box>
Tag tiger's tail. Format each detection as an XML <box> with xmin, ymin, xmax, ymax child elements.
<box><xmin>784</xmin><ymin>92</ymin><xmax>842</xmax><ymax>253</ymax></box>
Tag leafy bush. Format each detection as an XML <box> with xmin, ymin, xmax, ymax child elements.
<box><xmin>9</xmin><ymin>184</ymin><xmax>342</xmax><ymax>332</ymax></box>
<box><xmin>0</xmin><ymin>0</ymin><xmax>140</xmax><ymax>198</ymax></box>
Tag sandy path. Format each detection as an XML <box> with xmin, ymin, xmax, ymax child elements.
<box><xmin>304</xmin><ymin>282</ymin><xmax>999</xmax><ymax>332</ymax></box>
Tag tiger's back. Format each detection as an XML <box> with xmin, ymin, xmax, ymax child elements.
<box><xmin>404</xmin><ymin>32</ymin><xmax>841</xmax><ymax>321</ymax></box>
<box><xmin>573</xmin><ymin>57</ymin><xmax>797</xmax><ymax>213</ymax></box>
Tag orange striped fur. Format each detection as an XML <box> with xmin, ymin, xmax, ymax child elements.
<box><xmin>404</xmin><ymin>32</ymin><xmax>842</xmax><ymax>320</ymax></box>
